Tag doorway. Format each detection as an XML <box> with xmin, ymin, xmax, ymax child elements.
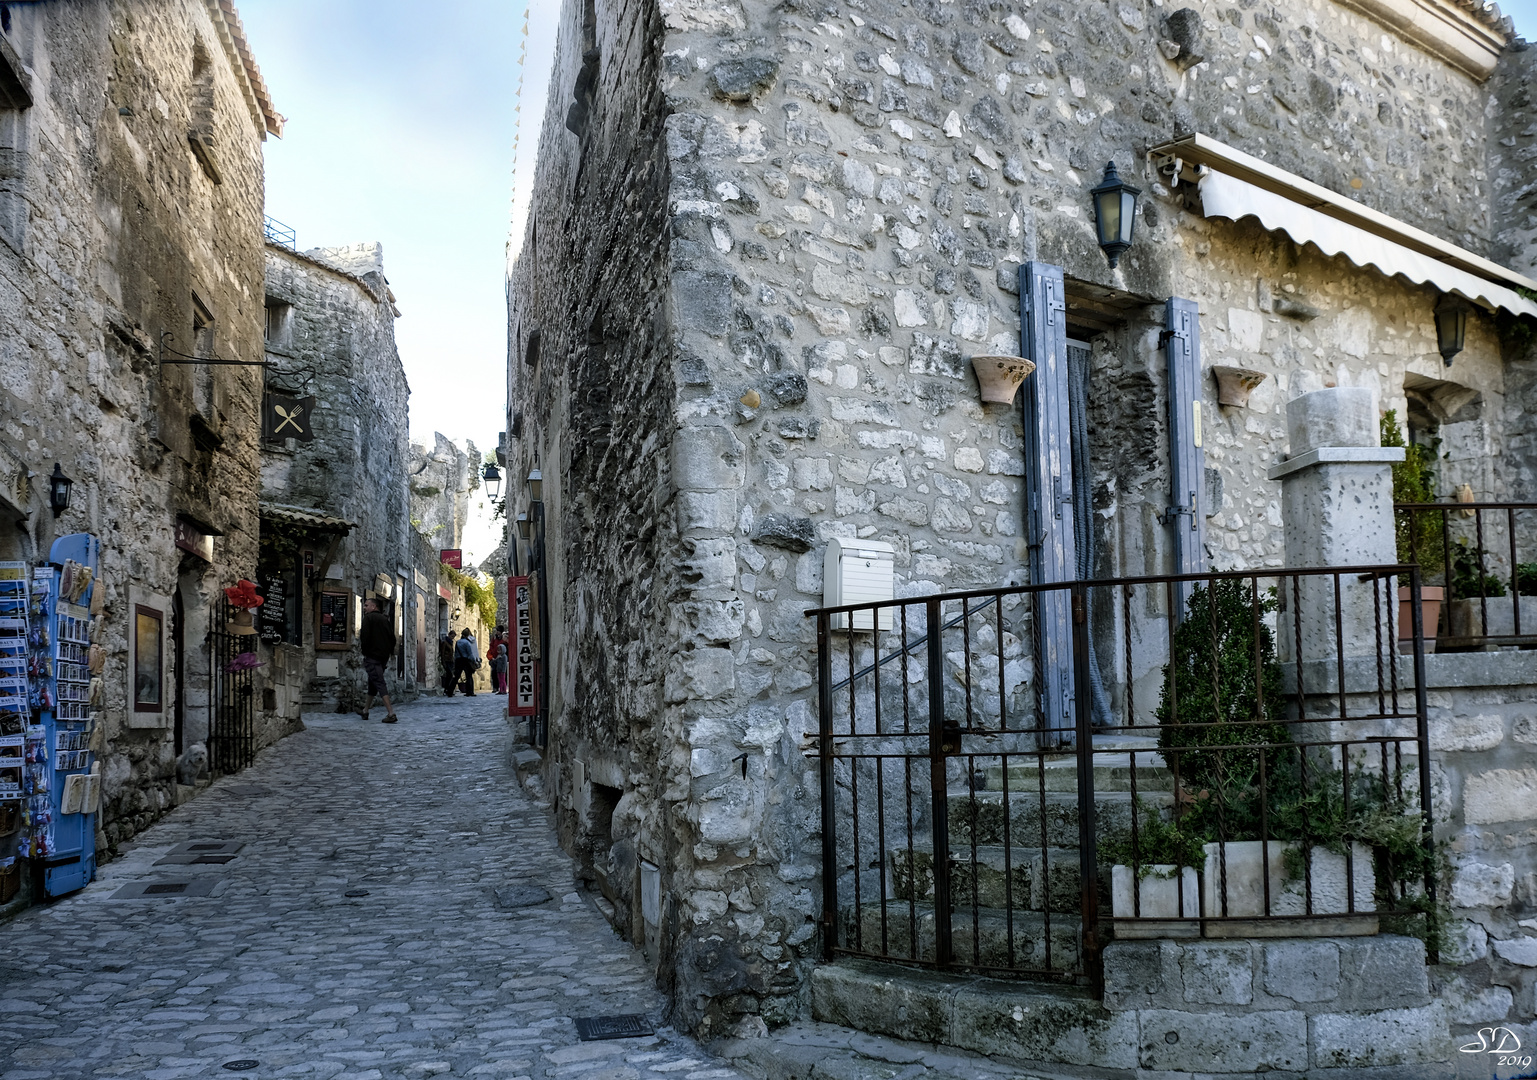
<box><xmin>172</xmin><ymin>589</ymin><xmax>185</xmax><ymax>756</ymax></box>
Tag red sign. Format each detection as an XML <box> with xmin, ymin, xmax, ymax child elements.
<box><xmin>508</xmin><ymin>576</ymin><xmax>537</xmax><ymax>717</ymax></box>
<box><xmin>440</xmin><ymin>549</ymin><xmax>462</xmax><ymax>569</ymax></box>
<box><xmin>173</xmin><ymin>519</ymin><xmax>213</xmax><ymax>562</ymax></box>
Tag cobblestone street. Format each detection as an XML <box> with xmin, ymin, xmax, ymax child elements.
<box><xmin>0</xmin><ymin>696</ymin><xmax>747</xmax><ymax>1080</ymax></box>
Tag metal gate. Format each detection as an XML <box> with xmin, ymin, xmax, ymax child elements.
<box><xmin>811</xmin><ymin>566</ymin><xmax>1437</xmax><ymax>988</ymax></box>
<box><xmin>210</xmin><ymin>595</ymin><xmax>255</xmax><ymax>774</ymax></box>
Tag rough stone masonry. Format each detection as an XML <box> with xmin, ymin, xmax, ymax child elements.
<box><xmin>507</xmin><ymin>0</ymin><xmax>1537</xmax><ymax>1044</ymax></box>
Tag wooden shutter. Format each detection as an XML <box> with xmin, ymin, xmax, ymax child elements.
<box><xmin>1165</xmin><ymin>297</ymin><xmax>1205</xmax><ymax>621</ymax></box>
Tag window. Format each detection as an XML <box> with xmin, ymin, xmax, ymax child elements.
<box><xmin>133</xmin><ymin>605</ymin><xmax>164</xmax><ymax>712</ymax></box>
<box><xmin>264</xmin><ymin>299</ymin><xmax>292</xmax><ymax>345</ymax></box>
<box><xmin>192</xmin><ymin>293</ymin><xmax>215</xmax><ymax>356</ymax></box>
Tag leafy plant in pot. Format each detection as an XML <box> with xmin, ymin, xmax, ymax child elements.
<box><xmin>1381</xmin><ymin>410</ymin><xmax>1444</xmax><ymax>646</ymax></box>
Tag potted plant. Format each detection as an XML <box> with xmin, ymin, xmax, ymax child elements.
<box><xmin>1446</xmin><ymin>541</ymin><xmax>1515</xmax><ymax>641</ymax></box>
<box><xmin>1104</xmin><ymin>800</ymin><xmax>1202</xmax><ymax>928</ymax></box>
<box><xmin>1381</xmin><ymin>411</ymin><xmax>1444</xmax><ymax>647</ymax></box>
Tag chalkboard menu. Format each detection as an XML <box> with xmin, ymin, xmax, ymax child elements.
<box><xmin>258</xmin><ymin>575</ymin><xmax>288</xmax><ymax>644</ymax></box>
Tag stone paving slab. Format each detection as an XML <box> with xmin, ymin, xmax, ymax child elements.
<box><xmin>0</xmin><ymin>695</ymin><xmax>747</xmax><ymax>1080</ymax></box>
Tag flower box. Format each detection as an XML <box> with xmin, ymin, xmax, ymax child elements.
<box><xmin>1111</xmin><ymin>863</ymin><xmax>1199</xmax><ymax>938</ymax></box>
<box><xmin>1201</xmin><ymin>840</ymin><xmax>1377</xmax><ymax>937</ymax></box>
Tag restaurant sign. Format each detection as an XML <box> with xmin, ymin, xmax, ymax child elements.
<box><xmin>508</xmin><ymin>575</ymin><xmax>537</xmax><ymax>717</ymax></box>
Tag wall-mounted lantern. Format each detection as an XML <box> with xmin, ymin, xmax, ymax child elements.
<box><xmin>1434</xmin><ymin>294</ymin><xmax>1469</xmax><ymax>365</ymax></box>
<box><xmin>48</xmin><ymin>463</ymin><xmax>72</xmax><ymax>517</ymax></box>
<box><xmin>516</xmin><ymin>512</ymin><xmax>530</xmax><ymax>541</ymax></box>
<box><xmin>527</xmin><ymin>467</ymin><xmax>543</xmax><ymax>503</ymax></box>
<box><xmin>482</xmin><ymin>463</ymin><xmax>502</xmax><ymax>500</ymax></box>
<box><xmin>1090</xmin><ymin>161</ymin><xmax>1142</xmax><ymax>269</ymax></box>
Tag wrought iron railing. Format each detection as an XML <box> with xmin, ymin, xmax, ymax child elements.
<box><xmin>808</xmin><ymin>565</ymin><xmax>1435</xmax><ymax>990</ymax></box>
<box><xmin>263</xmin><ymin>215</ymin><xmax>296</xmax><ymax>249</ymax></box>
<box><xmin>1395</xmin><ymin>501</ymin><xmax>1537</xmax><ymax>650</ymax></box>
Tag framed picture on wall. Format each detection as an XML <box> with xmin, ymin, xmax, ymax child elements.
<box><xmin>316</xmin><ymin>588</ymin><xmax>352</xmax><ymax>650</ymax></box>
<box><xmin>133</xmin><ymin>604</ymin><xmax>163</xmax><ymax>712</ymax></box>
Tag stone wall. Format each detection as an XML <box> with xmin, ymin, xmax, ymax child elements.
<box><xmin>260</xmin><ymin>242</ymin><xmax>416</xmax><ymax>710</ymax></box>
<box><xmin>509</xmin><ymin>0</ymin><xmax>1537</xmax><ymax>1034</ymax></box>
<box><xmin>0</xmin><ymin>0</ymin><xmax>277</xmax><ymax>850</ymax></box>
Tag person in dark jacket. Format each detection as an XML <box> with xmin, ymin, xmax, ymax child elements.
<box><xmin>453</xmin><ymin>627</ymin><xmax>480</xmax><ymax>696</ymax></box>
<box><xmin>359</xmin><ymin>597</ymin><xmax>398</xmax><ymax>723</ymax></box>
<box><xmin>438</xmin><ymin>631</ymin><xmax>456</xmax><ymax>694</ymax></box>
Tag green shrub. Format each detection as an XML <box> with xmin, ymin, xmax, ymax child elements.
<box><xmin>1450</xmin><ymin>540</ymin><xmax>1507</xmax><ymax>599</ymax></box>
<box><xmin>1381</xmin><ymin>410</ymin><xmax>1444</xmax><ymax>576</ymax></box>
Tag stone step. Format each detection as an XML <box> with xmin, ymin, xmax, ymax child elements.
<box><xmin>980</xmin><ymin>753</ymin><xmax>1172</xmax><ymax>794</ymax></box>
<box><xmin>946</xmin><ymin>788</ymin><xmax>1171</xmax><ymax>849</ymax></box>
<box><xmin>843</xmin><ymin>901</ymin><xmax>1086</xmax><ymax>972</ymax></box>
<box><xmin>890</xmin><ymin>845</ymin><xmax>1111</xmax><ymax>912</ymax></box>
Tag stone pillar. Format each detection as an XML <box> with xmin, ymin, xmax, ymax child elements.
<box><xmin>1267</xmin><ymin>387</ymin><xmax>1404</xmax><ymax>670</ymax></box>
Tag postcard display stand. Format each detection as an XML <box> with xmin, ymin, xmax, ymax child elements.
<box><xmin>0</xmin><ymin>533</ymin><xmax>101</xmax><ymax>900</ymax></box>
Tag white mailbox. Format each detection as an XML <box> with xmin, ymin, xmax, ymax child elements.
<box><xmin>824</xmin><ymin>537</ymin><xmax>895</xmax><ymax>631</ymax></box>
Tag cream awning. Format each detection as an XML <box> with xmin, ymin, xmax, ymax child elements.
<box><xmin>1197</xmin><ymin>169</ymin><xmax>1537</xmax><ymax>320</ymax></box>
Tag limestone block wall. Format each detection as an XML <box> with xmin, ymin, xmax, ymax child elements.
<box><xmin>1423</xmin><ymin>653</ymin><xmax>1537</xmax><ymax>1038</ymax></box>
<box><xmin>0</xmin><ymin>0</ymin><xmax>273</xmax><ymax>849</ymax></box>
<box><xmin>261</xmin><ymin>243</ymin><xmax>415</xmax><ymax>707</ymax></box>
<box><xmin>510</xmin><ymin>0</ymin><xmax>1537</xmax><ymax>1034</ymax></box>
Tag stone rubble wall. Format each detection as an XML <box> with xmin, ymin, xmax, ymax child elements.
<box><xmin>261</xmin><ymin>243</ymin><xmax>416</xmax><ymax>709</ymax></box>
<box><xmin>0</xmin><ymin>0</ymin><xmax>271</xmax><ymax>850</ymax></box>
<box><xmin>511</xmin><ymin>0</ymin><xmax>1537</xmax><ymax>1035</ymax></box>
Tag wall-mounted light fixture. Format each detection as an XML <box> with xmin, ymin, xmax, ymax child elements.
<box><xmin>516</xmin><ymin>512</ymin><xmax>530</xmax><ymax>542</ymax></box>
<box><xmin>482</xmin><ymin>463</ymin><xmax>502</xmax><ymax>500</ymax></box>
<box><xmin>1090</xmin><ymin>161</ymin><xmax>1142</xmax><ymax>269</ymax></box>
<box><xmin>1434</xmin><ymin>294</ymin><xmax>1470</xmax><ymax>365</ymax></box>
<box><xmin>527</xmin><ymin>467</ymin><xmax>543</xmax><ymax>503</ymax></box>
<box><xmin>48</xmin><ymin>463</ymin><xmax>72</xmax><ymax>517</ymax></box>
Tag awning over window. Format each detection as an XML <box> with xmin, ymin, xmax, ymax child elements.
<box><xmin>1198</xmin><ymin>169</ymin><xmax>1537</xmax><ymax>320</ymax></box>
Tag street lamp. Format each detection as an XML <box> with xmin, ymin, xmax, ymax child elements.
<box><xmin>48</xmin><ymin>463</ymin><xmax>72</xmax><ymax>517</ymax></box>
<box><xmin>482</xmin><ymin>463</ymin><xmax>502</xmax><ymax>500</ymax></box>
<box><xmin>1434</xmin><ymin>294</ymin><xmax>1470</xmax><ymax>365</ymax></box>
<box><xmin>527</xmin><ymin>466</ymin><xmax>542</xmax><ymax>503</ymax></box>
<box><xmin>515</xmin><ymin>512</ymin><xmax>530</xmax><ymax>542</ymax></box>
<box><xmin>1090</xmin><ymin>161</ymin><xmax>1141</xmax><ymax>269</ymax></box>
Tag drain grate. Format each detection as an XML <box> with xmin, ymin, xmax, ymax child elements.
<box><xmin>155</xmin><ymin>853</ymin><xmax>238</xmax><ymax>866</ymax></box>
<box><xmin>573</xmin><ymin>1015</ymin><xmax>655</xmax><ymax>1041</ymax></box>
<box><xmin>344</xmin><ymin>889</ymin><xmax>370</xmax><ymax>898</ymax></box>
<box><xmin>221</xmin><ymin>1061</ymin><xmax>260</xmax><ymax>1072</ymax></box>
<box><xmin>110</xmin><ymin>879</ymin><xmax>219</xmax><ymax>899</ymax></box>
<box><xmin>168</xmin><ymin>840</ymin><xmax>244</xmax><ymax>856</ymax></box>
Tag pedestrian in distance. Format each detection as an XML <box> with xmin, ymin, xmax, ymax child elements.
<box><xmin>453</xmin><ymin>627</ymin><xmax>480</xmax><ymax>696</ymax></box>
<box><xmin>438</xmin><ymin>631</ymin><xmax>456</xmax><ymax>695</ymax></box>
<box><xmin>358</xmin><ymin>597</ymin><xmax>399</xmax><ymax>723</ymax></box>
<box><xmin>490</xmin><ymin>641</ymin><xmax>508</xmax><ymax>694</ymax></box>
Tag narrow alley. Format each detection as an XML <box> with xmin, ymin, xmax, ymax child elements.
<box><xmin>0</xmin><ymin>699</ymin><xmax>735</xmax><ymax>1080</ymax></box>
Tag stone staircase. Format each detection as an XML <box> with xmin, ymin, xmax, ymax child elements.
<box><xmin>842</xmin><ymin>735</ymin><xmax>1173</xmax><ymax>972</ymax></box>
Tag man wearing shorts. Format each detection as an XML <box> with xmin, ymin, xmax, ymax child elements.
<box><xmin>359</xmin><ymin>596</ymin><xmax>399</xmax><ymax>723</ymax></box>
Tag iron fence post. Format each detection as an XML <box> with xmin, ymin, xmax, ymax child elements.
<box><xmin>817</xmin><ymin>612</ymin><xmax>838</xmax><ymax>961</ymax></box>
<box><xmin>927</xmin><ymin>596</ymin><xmax>953</xmax><ymax>968</ymax></box>
<box><xmin>1408</xmin><ymin>564</ymin><xmax>1439</xmax><ymax>961</ymax></box>
<box><xmin>1070</xmin><ymin>584</ymin><xmax>1102</xmax><ymax>992</ymax></box>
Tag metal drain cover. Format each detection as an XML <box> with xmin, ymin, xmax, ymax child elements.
<box><xmin>155</xmin><ymin>853</ymin><xmax>238</xmax><ymax>866</ymax></box>
<box><xmin>222</xmin><ymin>1062</ymin><xmax>260</xmax><ymax>1072</ymax></box>
<box><xmin>494</xmin><ymin>884</ymin><xmax>551</xmax><ymax>909</ymax></box>
<box><xmin>573</xmin><ymin>1014</ymin><xmax>654</xmax><ymax>1041</ymax></box>
<box><xmin>169</xmin><ymin>840</ymin><xmax>244</xmax><ymax>855</ymax></box>
<box><xmin>110</xmin><ymin>879</ymin><xmax>219</xmax><ymax>899</ymax></box>
<box><xmin>344</xmin><ymin>889</ymin><xmax>369</xmax><ymax>898</ymax></box>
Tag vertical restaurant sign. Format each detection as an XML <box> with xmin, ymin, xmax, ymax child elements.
<box><xmin>508</xmin><ymin>576</ymin><xmax>536</xmax><ymax>717</ymax></box>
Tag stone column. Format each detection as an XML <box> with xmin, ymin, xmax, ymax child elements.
<box><xmin>1267</xmin><ymin>387</ymin><xmax>1404</xmax><ymax>674</ymax></box>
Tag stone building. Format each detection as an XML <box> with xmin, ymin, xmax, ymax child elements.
<box><xmin>0</xmin><ymin>0</ymin><xmax>280</xmax><ymax>863</ymax></box>
<box><xmin>507</xmin><ymin>0</ymin><xmax>1537</xmax><ymax>1064</ymax></box>
<box><xmin>258</xmin><ymin>237</ymin><xmax>422</xmax><ymax>714</ymax></box>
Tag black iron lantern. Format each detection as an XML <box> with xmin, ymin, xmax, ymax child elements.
<box><xmin>1434</xmin><ymin>294</ymin><xmax>1470</xmax><ymax>365</ymax></box>
<box><xmin>1090</xmin><ymin>161</ymin><xmax>1141</xmax><ymax>269</ymax></box>
<box><xmin>482</xmin><ymin>463</ymin><xmax>502</xmax><ymax>500</ymax></box>
<box><xmin>516</xmin><ymin>512</ymin><xmax>530</xmax><ymax>541</ymax></box>
<box><xmin>527</xmin><ymin>467</ymin><xmax>542</xmax><ymax>503</ymax></box>
<box><xmin>48</xmin><ymin>463</ymin><xmax>72</xmax><ymax>517</ymax></box>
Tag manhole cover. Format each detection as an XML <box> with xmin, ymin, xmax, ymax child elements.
<box><xmin>344</xmin><ymin>889</ymin><xmax>369</xmax><ymax>898</ymax></box>
<box><xmin>573</xmin><ymin>1014</ymin><xmax>654</xmax><ymax>1041</ymax></box>
<box><xmin>494</xmin><ymin>884</ymin><xmax>551</xmax><ymax>910</ymax></box>
<box><xmin>222</xmin><ymin>1062</ymin><xmax>260</xmax><ymax>1072</ymax></box>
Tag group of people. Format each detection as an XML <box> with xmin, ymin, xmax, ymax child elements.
<box><xmin>355</xmin><ymin>595</ymin><xmax>512</xmax><ymax>721</ymax></box>
<box><xmin>434</xmin><ymin>622</ymin><xmax>512</xmax><ymax>697</ymax></box>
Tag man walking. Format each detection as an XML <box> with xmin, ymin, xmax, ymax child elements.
<box><xmin>438</xmin><ymin>630</ymin><xmax>456</xmax><ymax>695</ymax></box>
<box><xmin>359</xmin><ymin>597</ymin><xmax>399</xmax><ymax>723</ymax></box>
<box><xmin>453</xmin><ymin>627</ymin><xmax>480</xmax><ymax>697</ymax></box>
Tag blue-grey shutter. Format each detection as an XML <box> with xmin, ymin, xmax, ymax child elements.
<box><xmin>1165</xmin><ymin>297</ymin><xmax>1205</xmax><ymax>621</ymax></box>
<box><xmin>1020</xmin><ymin>262</ymin><xmax>1076</xmax><ymax>745</ymax></box>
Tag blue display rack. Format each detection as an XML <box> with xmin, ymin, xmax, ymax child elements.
<box><xmin>31</xmin><ymin>534</ymin><xmax>99</xmax><ymax>897</ymax></box>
